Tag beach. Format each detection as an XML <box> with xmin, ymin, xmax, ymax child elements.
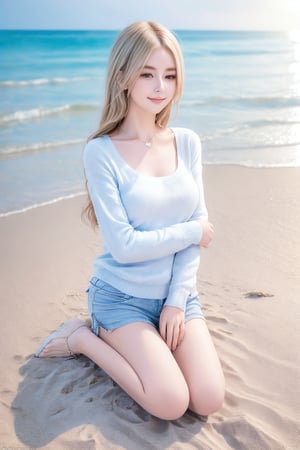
<box><xmin>1</xmin><ymin>164</ymin><xmax>299</xmax><ymax>450</ymax></box>
<box><xmin>1</xmin><ymin>30</ymin><xmax>300</xmax><ymax>217</ymax></box>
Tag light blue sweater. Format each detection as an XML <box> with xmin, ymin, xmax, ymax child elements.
<box><xmin>83</xmin><ymin>127</ymin><xmax>208</xmax><ymax>311</ymax></box>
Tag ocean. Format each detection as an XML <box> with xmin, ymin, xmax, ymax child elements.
<box><xmin>1</xmin><ymin>30</ymin><xmax>300</xmax><ymax>215</ymax></box>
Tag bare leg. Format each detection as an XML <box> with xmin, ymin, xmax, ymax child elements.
<box><xmin>37</xmin><ymin>319</ymin><xmax>190</xmax><ymax>420</ymax></box>
<box><xmin>173</xmin><ymin>318</ymin><xmax>225</xmax><ymax>416</ymax></box>
<box><xmin>94</xmin><ymin>323</ymin><xmax>190</xmax><ymax>419</ymax></box>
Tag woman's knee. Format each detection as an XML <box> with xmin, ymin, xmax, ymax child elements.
<box><xmin>149</xmin><ymin>381</ymin><xmax>190</xmax><ymax>420</ymax></box>
<box><xmin>190</xmin><ymin>380</ymin><xmax>225</xmax><ymax>416</ymax></box>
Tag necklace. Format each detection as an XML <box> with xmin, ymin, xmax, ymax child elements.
<box><xmin>138</xmin><ymin>132</ymin><xmax>157</xmax><ymax>148</ymax></box>
<box><xmin>143</xmin><ymin>138</ymin><xmax>153</xmax><ymax>148</ymax></box>
<box><xmin>120</xmin><ymin>127</ymin><xmax>155</xmax><ymax>148</ymax></box>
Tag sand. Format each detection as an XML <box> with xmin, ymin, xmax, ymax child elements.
<box><xmin>0</xmin><ymin>165</ymin><xmax>299</xmax><ymax>450</ymax></box>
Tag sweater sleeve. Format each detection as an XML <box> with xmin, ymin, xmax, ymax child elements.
<box><xmin>83</xmin><ymin>138</ymin><xmax>203</xmax><ymax>264</ymax></box>
<box><xmin>164</xmin><ymin>131</ymin><xmax>208</xmax><ymax>310</ymax></box>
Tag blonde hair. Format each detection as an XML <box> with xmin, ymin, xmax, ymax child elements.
<box><xmin>83</xmin><ymin>21</ymin><xmax>185</xmax><ymax>227</ymax></box>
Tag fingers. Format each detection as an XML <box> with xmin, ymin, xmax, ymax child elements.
<box><xmin>168</xmin><ymin>321</ymin><xmax>180</xmax><ymax>352</ymax></box>
<box><xmin>169</xmin><ymin>322</ymin><xmax>184</xmax><ymax>352</ymax></box>
<box><xmin>200</xmin><ymin>220</ymin><xmax>214</xmax><ymax>248</ymax></box>
<box><xmin>159</xmin><ymin>314</ymin><xmax>185</xmax><ymax>352</ymax></box>
<box><xmin>170</xmin><ymin>321</ymin><xmax>185</xmax><ymax>351</ymax></box>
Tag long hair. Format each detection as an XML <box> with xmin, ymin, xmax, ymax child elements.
<box><xmin>83</xmin><ymin>21</ymin><xmax>185</xmax><ymax>227</ymax></box>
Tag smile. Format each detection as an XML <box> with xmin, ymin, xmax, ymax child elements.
<box><xmin>148</xmin><ymin>97</ymin><xmax>166</xmax><ymax>104</ymax></box>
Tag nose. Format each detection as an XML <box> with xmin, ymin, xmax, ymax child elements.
<box><xmin>154</xmin><ymin>76</ymin><xmax>164</xmax><ymax>92</ymax></box>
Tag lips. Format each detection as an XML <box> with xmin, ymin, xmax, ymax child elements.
<box><xmin>148</xmin><ymin>97</ymin><xmax>166</xmax><ymax>104</ymax></box>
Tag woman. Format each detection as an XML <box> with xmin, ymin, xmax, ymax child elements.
<box><xmin>35</xmin><ymin>21</ymin><xmax>225</xmax><ymax>420</ymax></box>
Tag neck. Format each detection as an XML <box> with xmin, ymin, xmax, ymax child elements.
<box><xmin>121</xmin><ymin>110</ymin><xmax>158</xmax><ymax>142</ymax></box>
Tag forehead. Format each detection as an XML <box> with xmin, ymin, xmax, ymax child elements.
<box><xmin>144</xmin><ymin>47</ymin><xmax>176</xmax><ymax>69</ymax></box>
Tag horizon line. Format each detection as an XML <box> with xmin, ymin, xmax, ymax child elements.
<box><xmin>0</xmin><ymin>28</ymin><xmax>292</xmax><ymax>33</ymax></box>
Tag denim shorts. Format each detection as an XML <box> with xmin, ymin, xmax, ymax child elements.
<box><xmin>87</xmin><ymin>277</ymin><xmax>204</xmax><ymax>335</ymax></box>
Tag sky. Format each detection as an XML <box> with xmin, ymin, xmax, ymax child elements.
<box><xmin>1</xmin><ymin>0</ymin><xmax>300</xmax><ymax>31</ymax></box>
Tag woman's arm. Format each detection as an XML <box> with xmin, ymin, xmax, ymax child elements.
<box><xmin>83</xmin><ymin>139</ymin><xmax>203</xmax><ymax>264</ymax></box>
<box><xmin>159</xmin><ymin>132</ymin><xmax>210</xmax><ymax>350</ymax></box>
<box><xmin>164</xmin><ymin>172</ymin><xmax>208</xmax><ymax>309</ymax></box>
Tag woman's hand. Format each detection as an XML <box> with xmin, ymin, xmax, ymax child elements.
<box><xmin>159</xmin><ymin>306</ymin><xmax>185</xmax><ymax>352</ymax></box>
<box><xmin>199</xmin><ymin>220</ymin><xmax>214</xmax><ymax>248</ymax></box>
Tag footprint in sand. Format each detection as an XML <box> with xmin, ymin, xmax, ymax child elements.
<box><xmin>244</xmin><ymin>291</ymin><xmax>274</xmax><ymax>299</ymax></box>
<box><xmin>61</xmin><ymin>383</ymin><xmax>74</xmax><ymax>394</ymax></box>
<box><xmin>88</xmin><ymin>375</ymin><xmax>103</xmax><ymax>386</ymax></box>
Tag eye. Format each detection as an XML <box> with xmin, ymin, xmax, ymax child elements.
<box><xmin>140</xmin><ymin>73</ymin><xmax>153</xmax><ymax>78</ymax></box>
<box><xmin>166</xmin><ymin>74</ymin><xmax>176</xmax><ymax>80</ymax></box>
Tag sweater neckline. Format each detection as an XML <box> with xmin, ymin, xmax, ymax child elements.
<box><xmin>106</xmin><ymin>127</ymin><xmax>181</xmax><ymax>180</ymax></box>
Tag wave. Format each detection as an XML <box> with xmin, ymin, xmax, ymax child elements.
<box><xmin>0</xmin><ymin>76</ymin><xmax>98</xmax><ymax>88</ymax></box>
<box><xmin>206</xmin><ymin>141</ymin><xmax>300</xmax><ymax>152</ymax></box>
<box><xmin>0</xmin><ymin>139</ymin><xmax>85</xmax><ymax>159</ymax></box>
<box><xmin>204</xmin><ymin>161</ymin><xmax>300</xmax><ymax>168</ymax></box>
<box><xmin>0</xmin><ymin>103</ymin><xmax>99</xmax><ymax>125</ymax></box>
<box><xmin>181</xmin><ymin>94</ymin><xmax>300</xmax><ymax>109</ymax></box>
<box><xmin>202</xmin><ymin>125</ymin><xmax>250</xmax><ymax>141</ymax></box>
<box><xmin>202</xmin><ymin>119</ymin><xmax>300</xmax><ymax>141</ymax></box>
<box><xmin>246</xmin><ymin>118</ymin><xmax>300</xmax><ymax>127</ymax></box>
<box><xmin>0</xmin><ymin>192</ymin><xmax>86</xmax><ymax>218</ymax></box>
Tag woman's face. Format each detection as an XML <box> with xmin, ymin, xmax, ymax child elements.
<box><xmin>128</xmin><ymin>47</ymin><xmax>177</xmax><ymax>116</ymax></box>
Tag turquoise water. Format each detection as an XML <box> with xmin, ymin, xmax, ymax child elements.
<box><xmin>1</xmin><ymin>30</ymin><xmax>300</xmax><ymax>214</ymax></box>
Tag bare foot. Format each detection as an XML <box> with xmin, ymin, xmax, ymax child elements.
<box><xmin>35</xmin><ymin>318</ymin><xmax>89</xmax><ymax>358</ymax></box>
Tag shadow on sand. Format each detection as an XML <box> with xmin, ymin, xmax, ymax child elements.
<box><xmin>12</xmin><ymin>355</ymin><xmax>205</xmax><ymax>449</ymax></box>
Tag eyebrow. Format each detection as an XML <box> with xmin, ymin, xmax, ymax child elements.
<box><xmin>143</xmin><ymin>65</ymin><xmax>176</xmax><ymax>72</ymax></box>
